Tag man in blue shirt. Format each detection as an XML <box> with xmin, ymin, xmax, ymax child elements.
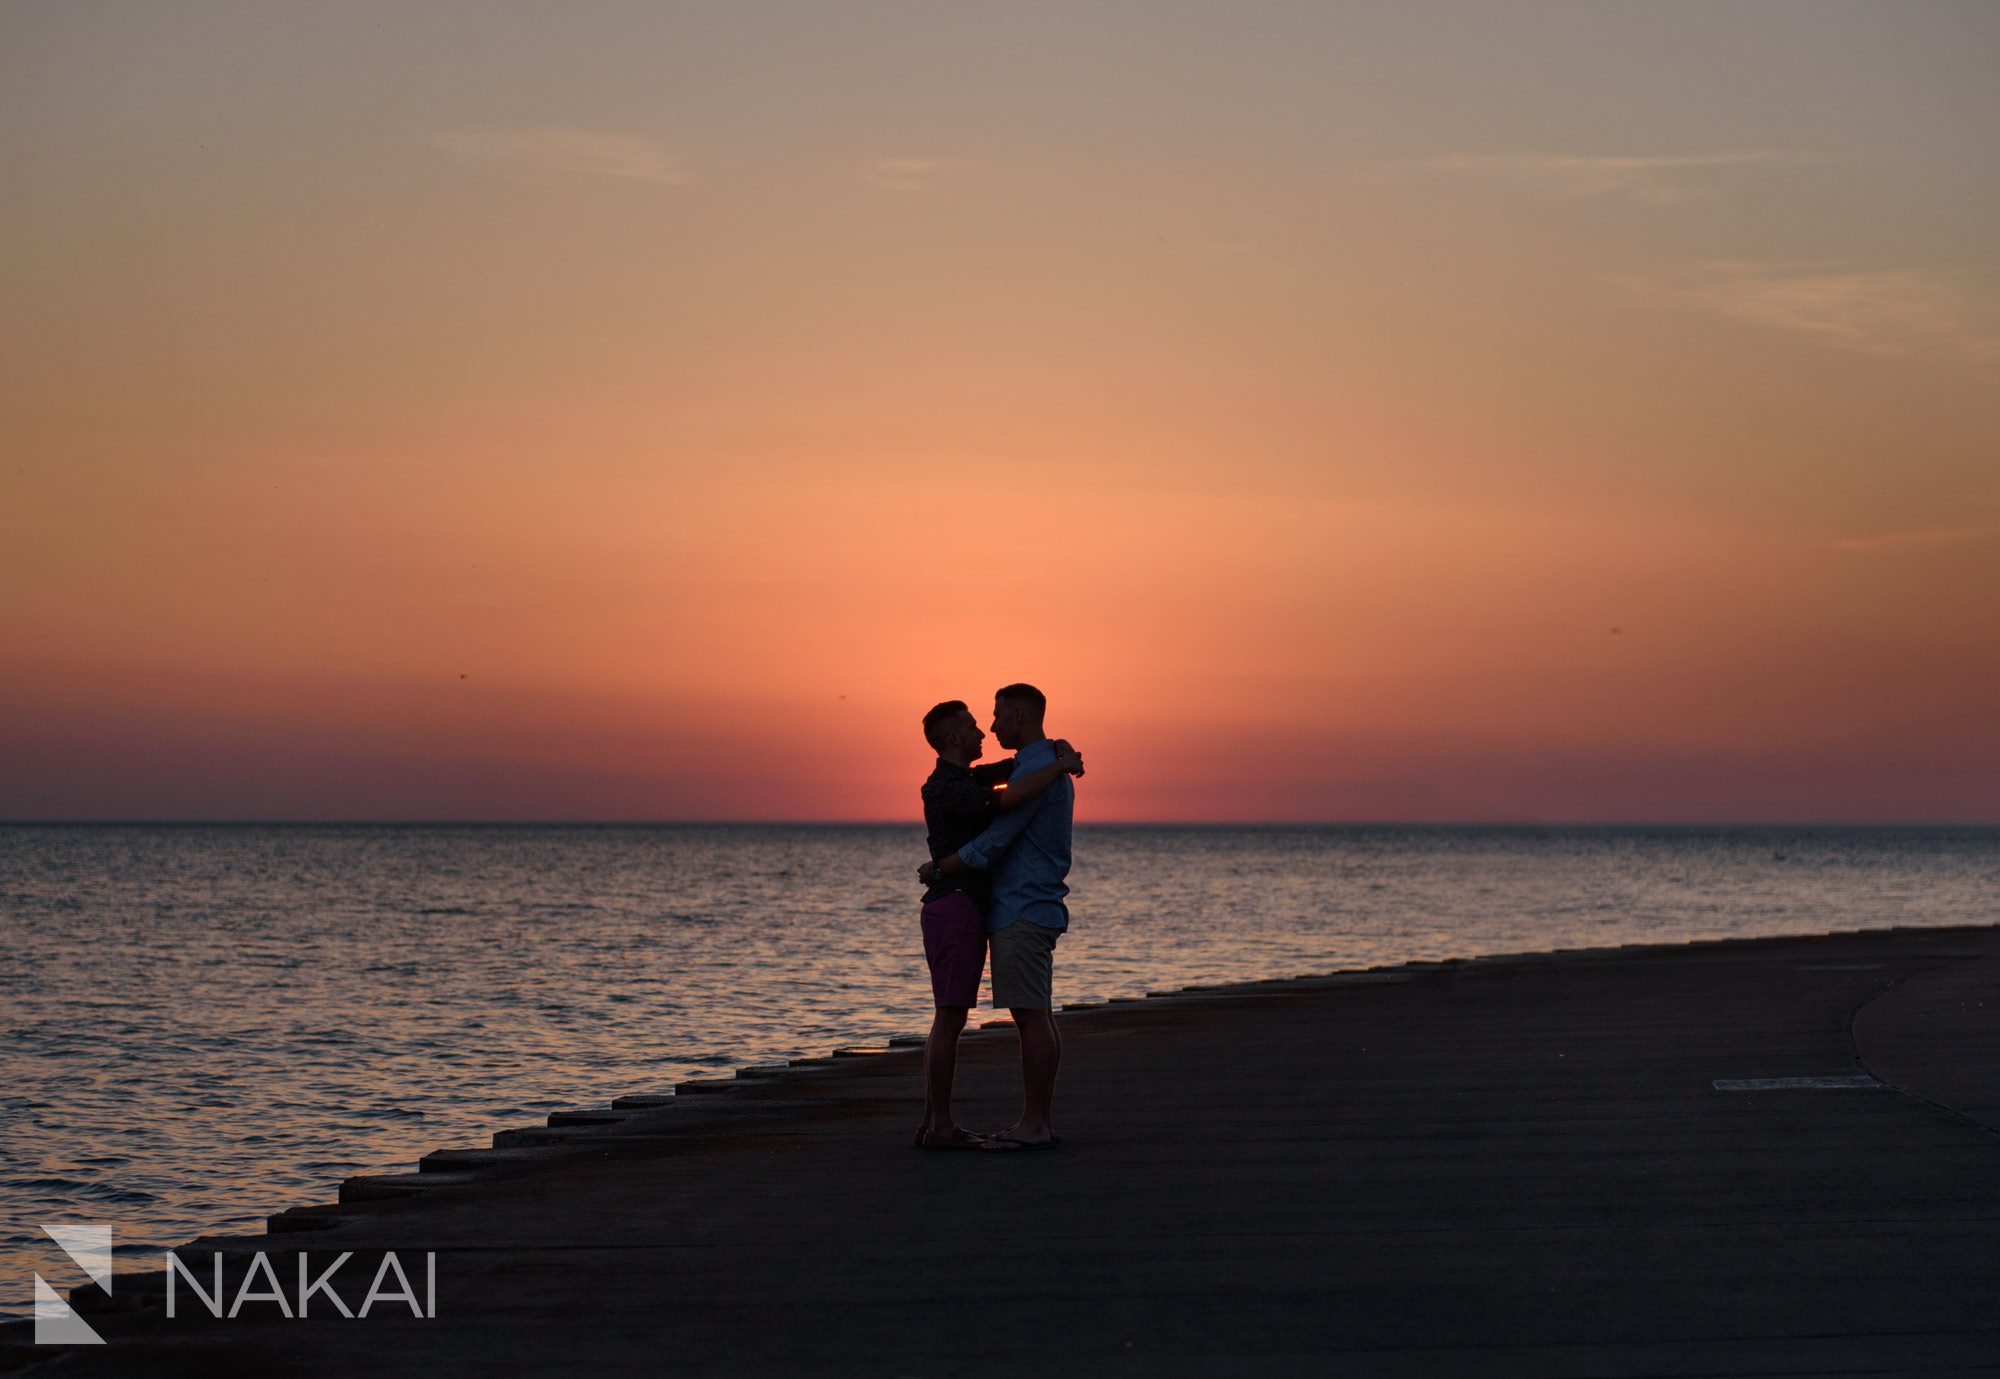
<box><xmin>919</xmin><ymin>682</ymin><xmax>1074</xmax><ymax>1150</ymax></box>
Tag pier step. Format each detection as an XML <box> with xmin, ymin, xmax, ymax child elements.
<box><xmin>419</xmin><ymin>1145</ymin><xmax>575</xmax><ymax>1174</ymax></box>
<box><xmin>266</xmin><ymin>1205</ymin><xmax>347</xmax><ymax>1233</ymax></box>
<box><xmin>674</xmin><ymin>1078</ymin><xmax>737</xmax><ymax>1095</ymax></box>
<box><xmin>491</xmin><ymin>1125</ymin><xmax>608</xmax><ymax>1149</ymax></box>
<box><xmin>339</xmin><ymin>1170</ymin><xmax>483</xmax><ymax>1203</ymax></box>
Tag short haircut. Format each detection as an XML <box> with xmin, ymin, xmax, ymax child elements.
<box><xmin>922</xmin><ymin>700</ymin><xmax>969</xmax><ymax>751</ymax></box>
<box><xmin>994</xmin><ymin>682</ymin><xmax>1047</xmax><ymax>718</ymax></box>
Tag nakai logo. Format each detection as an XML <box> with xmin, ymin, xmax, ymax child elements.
<box><xmin>32</xmin><ymin>1222</ymin><xmax>439</xmax><ymax>1345</ymax></box>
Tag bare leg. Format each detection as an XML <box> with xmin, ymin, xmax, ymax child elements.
<box><xmin>997</xmin><ymin>1006</ymin><xmax>1060</xmax><ymax>1144</ymax></box>
<box><xmin>919</xmin><ymin>1006</ymin><xmax>975</xmax><ymax>1143</ymax></box>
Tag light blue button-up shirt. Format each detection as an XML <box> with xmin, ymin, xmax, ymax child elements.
<box><xmin>955</xmin><ymin>737</ymin><xmax>1072</xmax><ymax>933</ymax></box>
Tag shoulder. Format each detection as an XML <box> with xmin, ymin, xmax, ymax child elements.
<box><xmin>1009</xmin><ymin>741</ymin><xmax>1057</xmax><ymax>775</ymax></box>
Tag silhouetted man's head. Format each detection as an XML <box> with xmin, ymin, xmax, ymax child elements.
<box><xmin>922</xmin><ymin>699</ymin><xmax>986</xmax><ymax>765</ymax></box>
<box><xmin>989</xmin><ymin>682</ymin><xmax>1047</xmax><ymax>751</ymax></box>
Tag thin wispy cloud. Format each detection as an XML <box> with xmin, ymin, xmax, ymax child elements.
<box><xmin>1836</xmin><ymin>522</ymin><xmax>2000</xmax><ymax>554</ymax></box>
<box><xmin>430</xmin><ymin>127</ymin><xmax>687</xmax><ymax>187</ymax></box>
<box><xmin>867</xmin><ymin>156</ymin><xmax>969</xmax><ymax>191</ymax></box>
<box><xmin>1362</xmin><ymin>150</ymin><xmax>1829</xmax><ymax>205</ymax></box>
<box><xmin>1616</xmin><ymin>261</ymin><xmax>2000</xmax><ymax>365</ymax></box>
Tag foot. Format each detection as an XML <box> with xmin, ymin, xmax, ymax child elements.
<box><xmin>915</xmin><ymin>1123</ymin><xmax>988</xmax><ymax>1150</ymax></box>
<box><xmin>984</xmin><ymin>1120</ymin><xmax>1057</xmax><ymax>1148</ymax></box>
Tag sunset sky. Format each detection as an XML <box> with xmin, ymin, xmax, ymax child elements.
<box><xmin>3</xmin><ymin>1</ymin><xmax>1996</xmax><ymax>822</ymax></box>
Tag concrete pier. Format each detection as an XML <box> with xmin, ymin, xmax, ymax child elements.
<box><xmin>7</xmin><ymin>922</ymin><xmax>2000</xmax><ymax>1376</ymax></box>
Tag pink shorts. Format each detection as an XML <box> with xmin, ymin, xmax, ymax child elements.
<box><xmin>920</xmin><ymin>891</ymin><xmax>987</xmax><ymax>1009</ymax></box>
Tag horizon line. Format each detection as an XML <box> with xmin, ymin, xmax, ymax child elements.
<box><xmin>4</xmin><ymin>818</ymin><xmax>1997</xmax><ymax>830</ymax></box>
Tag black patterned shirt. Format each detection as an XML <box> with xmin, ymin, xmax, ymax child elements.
<box><xmin>920</xmin><ymin>758</ymin><xmax>1014</xmax><ymax>910</ymax></box>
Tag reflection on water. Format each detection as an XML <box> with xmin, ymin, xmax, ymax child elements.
<box><xmin>2</xmin><ymin>822</ymin><xmax>1996</xmax><ymax>1316</ymax></box>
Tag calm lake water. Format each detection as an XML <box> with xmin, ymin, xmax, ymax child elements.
<box><xmin>3</xmin><ymin>823</ymin><xmax>1997</xmax><ymax>1317</ymax></box>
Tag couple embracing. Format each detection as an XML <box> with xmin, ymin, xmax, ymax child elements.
<box><xmin>913</xmin><ymin>682</ymin><xmax>1082</xmax><ymax>1152</ymax></box>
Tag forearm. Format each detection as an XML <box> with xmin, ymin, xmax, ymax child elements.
<box><xmin>994</xmin><ymin>761</ymin><xmax>1065</xmax><ymax>811</ymax></box>
<box><xmin>957</xmin><ymin>803</ymin><xmax>1034</xmax><ymax>870</ymax></box>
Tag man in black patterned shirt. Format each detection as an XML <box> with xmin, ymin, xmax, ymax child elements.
<box><xmin>914</xmin><ymin>700</ymin><xmax>1082</xmax><ymax>1149</ymax></box>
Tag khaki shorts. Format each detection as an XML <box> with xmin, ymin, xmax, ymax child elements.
<box><xmin>989</xmin><ymin>920</ymin><xmax>1061</xmax><ymax>1009</ymax></box>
